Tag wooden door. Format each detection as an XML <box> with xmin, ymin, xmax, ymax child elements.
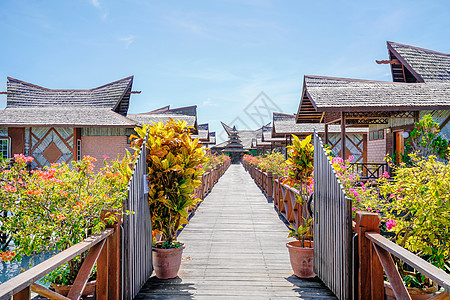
<box><xmin>395</xmin><ymin>131</ymin><xmax>404</xmax><ymax>164</ymax></box>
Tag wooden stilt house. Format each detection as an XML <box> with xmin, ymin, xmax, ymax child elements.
<box><xmin>296</xmin><ymin>41</ymin><xmax>450</xmax><ymax>164</ymax></box>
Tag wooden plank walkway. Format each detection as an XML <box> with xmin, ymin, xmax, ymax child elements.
<box><xmin>136</xmin><ymin>164</ymin><xmax>337</xmax><ymax>299</ymax></box>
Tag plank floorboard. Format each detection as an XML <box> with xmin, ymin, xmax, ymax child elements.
<box><xmin>136</xmin><ymin>164</ymin><xmax>336</xmax><ymax>299</ymax></box>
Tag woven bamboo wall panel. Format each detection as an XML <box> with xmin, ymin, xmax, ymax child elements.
<box><xmin>30</xmin><ymin>127</ymin><xmax>75</xmax><ymax>168</ymax></box>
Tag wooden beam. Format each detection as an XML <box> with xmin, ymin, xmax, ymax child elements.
<box><xmin>439</xmin><ymin>114</ymin><xmax>450</xmax><ymax>130</ymax></box>
<box><xmin>372</xmin><ymin>244</ymin><xmax>411</xmax><ymax>300</ymax></box>
<box><xmin>341</xmin><ymin>112</ymin><xmax>346</xmax><ymax>159</ymax></box>
<box><xmin>375</xmin><ymin>59</ymin><xmax>400</xmax><ymax>65</ymax></box>
<box><xmin>319</xmin><ymin>112</ymin><xmax>325</xmax><ymax>123</ymax></box>
<box><xmin>67</xmin><ymin>239</ymin><xmax>106</xmax><ymax>300</ymax></box>
<box><xmin>31</xmin><ymin>283</ymin><xmax>69</xmax><ymax>300</ymax></box>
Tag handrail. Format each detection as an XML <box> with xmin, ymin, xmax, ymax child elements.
<box><xmin>355</xmin><ymin>212</ymin><xmax>450</xmax><ymax>299</ymax></box>
<box><xmin>0</xmin><ymin>228</ymin><xmax>114</xmax><ymax>300</ymax></box>
<box><xmin>366</xmin><ymin>232</ymin><xmax>450</xmax><ymax>291</ymax></box>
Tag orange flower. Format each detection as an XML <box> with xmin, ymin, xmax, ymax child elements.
<box><xmin>3</xmin><ymin>185</ymin><xmax>17</xmax><ymax>193</ymax></box>
<box><xmin>0</xmin><ymin>251</ymin><xmax>15</xmax><ymax>262</ymax></box>
<box><xmin>26</xmin><ymin>190</ymin><xmax>42</xmax><ymax>196</ymax></box>
<box><xmin>57</xmin><ymin>215</ymin><xmax>66</xmax><ymax>221</ymax></box>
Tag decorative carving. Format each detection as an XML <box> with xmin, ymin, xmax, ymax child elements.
<box><xmin>42</xmin><ymin>142</ymin><xmax>62</xmax><ymax>164</ymax></box>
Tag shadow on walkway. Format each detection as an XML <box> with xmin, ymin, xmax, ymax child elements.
<box><xmin>136</xmin><ymin>276</ymin><xmax>195</xmax><ymax>300</ymax></box>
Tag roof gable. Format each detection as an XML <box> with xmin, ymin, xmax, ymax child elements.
<box><xmin>388</xmin><ymin>41</ymin><xmax>450</xmax><ymax>82</ymax></box>
<box><xmin>6</xmin><ymin>76</ymin><xmax>134</xmax><ymax>115</ymax></box>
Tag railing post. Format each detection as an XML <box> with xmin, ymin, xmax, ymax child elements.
<box><xmin>267</xmin><ymin>171</ymin><xmax>273</xmax><ymax>200</ymax></box>
<box><xmin>273</xmin><ymin>174</ymin><xmax>278</xmax><ymax>208</ymax></box>
<box><xmin>355</xmin><ymin>211</ymin><xmax>384</xmax><ymax>300</ymax></box>
<box><xmin>13</xmin><ymin>286</ymin><xmax>30</xmax><ymax>300</ymax></box>
<box><xmin>101</xmin><ymin>210</ymin><xmax>121</xmax><ymax>300</ymax></box>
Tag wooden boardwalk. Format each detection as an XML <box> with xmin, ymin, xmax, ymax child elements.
<box><xmin>136</xmin><ymin>164</ymin><xmax>336</xmax><ymax>299</ymax></box>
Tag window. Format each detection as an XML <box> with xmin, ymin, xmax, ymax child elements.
<box><xmin>77</xmin><ymin>139</ymin><xmax>82</xmax><ymax>160</ymax></box>
<box><xmin>369</xmin><ymin>129</ymin><xmax>384</xmax><ymax>141</ymax></box>
<box><xmin>0</xmin><ymin>138</ymin><xmax>9</xmax><ymax>159</ymax></box>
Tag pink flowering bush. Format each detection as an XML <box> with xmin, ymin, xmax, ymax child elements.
<box><xmin>331</xmin><ymin>151</ymin><xmax>450</xmax><ymax>282</ymax></box>
<box><xmin>330</xmin><ymin>155</ymin><xmax>378</xmax><ymax>216</ymax></box>
<box><xmin>202</xmin><ymin>149</ymin><xmax>230</xmax><ymax>171</ymax></box>
<box><xmin>0</xmin><ymin>154</ymin><xmax>133</xmax><ymax>284</ymax></box>
<box><xmin>243</xmin><ymin>152</ymin><xmax>288</xmax><ymax>177</ymax></box>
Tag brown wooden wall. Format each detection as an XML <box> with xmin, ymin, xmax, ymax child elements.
<box><xmin>8</xmin><ymin>127</ymin><xmax>25</xmax><ymax>156</ymax></box>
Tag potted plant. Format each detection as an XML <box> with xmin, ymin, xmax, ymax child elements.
<box><xmin>0</xmin><ymin>154</ymin><xmax>132</xmax><ymax>295</ymax></box>
<box><xmin>286</xmin><ymin>218</ymin><xmax>315</xmax><ymax>278</ymax></box>
<box><xmin>281</xmin><ymin>135</ymin><xmax>316</xmax><ymax>278</ymax></box>
<box><xmin>131</xmin><ymin>119</ymin><xmax>206</xmax><ymax>279</ymax></box>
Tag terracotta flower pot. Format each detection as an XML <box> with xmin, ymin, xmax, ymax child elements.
<box><xmin>384</xmin><ymin>281</ymin><xmax>438</xmax><ymax>300</ymax></box>
<box><xmin>51</xmin><ymin>280</ymin><xmax>96</xmax><ymax>296</ymax></box>
<box><xmin>152</xmin><ymin>243</ymin><xmax>185</xmax><ymax>279</ymax></box>
<box><xmin>286</xmin><ymin>240</ymin><xmax>315</xmax><ymax>278</ymax></box>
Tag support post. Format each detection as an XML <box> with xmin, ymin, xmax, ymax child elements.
<box><xmin>325</xmin><ymin>124</ymin><xmax>329</xmax><ymax>145</ymax></box>
<box><xmin>101</xmin><ymin>210</ymin><xmax>121</xmax><ymax>300</ymax></box>
<box><xmin>355</xmin><ymin>212</ymin><xmax>383</xmax><ymax>300</ymax></box>
<box><xmin>273</xmin><ymin>174</ymin><xmax>278</xmax><ymax>207</ymax></box>
<box><xmin>341</xmin><ymin>112</ymin><xmax>346</xmax><ymax>159</ymax></box>
<box><xmin>267</xmin><ymin>171</ymin><xmax>273</xmax><ymax>200</ymax></box>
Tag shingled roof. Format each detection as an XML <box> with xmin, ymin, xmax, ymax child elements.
<box><xmin>127</xmin><ymin>105</ymin><xmax>198</xmax><ymax>133</ymax></box>
<box><xmin>0</xmin><ymin>76</ymin><xmax>136</xmax><ymax>127</ymax></box>
<box><xmin>274</xmin><ymin>112</ymin><xmax>367</xmax><ymax>136</ymax></box>
<box><xmin>0</xmin><ymin>108</ymin><xmax>136</xmax><ymax>127</ymax></box>
<box><xmin>205</xmin><ymin>132</ymin><xmax>216</xmax><ymax>145</ymax></box>
<box><xmin>388</xmin><ymin>41</ymin><xmax>450</xmax><ymax>83</ymax></box>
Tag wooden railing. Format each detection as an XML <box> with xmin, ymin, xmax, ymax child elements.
<box><xmin>355</xmin><ymin>212</ymin><xmax>450</xmax><ymax>300</ymax></box>
<box><xmin>242</xmin><ymin>159</ymin><xmax>308</xmax><ymax>230</ymax></box>
<box><xmin>350</xmin><ymin>162</ymin><xmax>389</xmax><ymax>180</ymax></box>
<box><xmin>193</xmin><ymin>161</ymin><xmax>230</xmax><ymax>201</ymax></box>
<box><xmin>0</xmin><ymin>211</ymin><xmax>121</xmax><ymax>300</ymax></box>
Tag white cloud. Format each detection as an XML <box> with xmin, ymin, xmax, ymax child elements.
<box><xmin>118</xmin><ymin>35</ymin><xmax>136</xmax><ymax>48</ymax></box>
<box><xmin>203</xmin><ymin>98</ymin><xmax>219</xmax><ymax>107</ymax></box>
<box><xmin>91</xmin><ymin>0</ymin><xmax>100</xmax><ymax>8</ymax></box>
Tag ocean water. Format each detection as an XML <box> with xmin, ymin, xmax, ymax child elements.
<box><xmin>0</xmin><ymin>243</ymin><xmax>58</xmax><ymax>285</ymax></box>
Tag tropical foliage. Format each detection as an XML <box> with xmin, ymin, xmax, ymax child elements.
<box><xmin>287</xmin><ymin>218</ymin><xmax>312</xmax><ymax>248</ymax></box>
<box><xmin>373</xmin><ymin>155</ymin><xmax>450</xmax><ymax>274</ymax></box>
<box><xmin>282</xmin><ymin>135</ymin><xmax>314</xmax><ymax>193</ymax></box>
<box><xmin>130</xmin><ymin>119</ymin><xmax>207</xmax><ymax>248</ymax></box>
<box><xmin>405</xmin><ymin>114</ymin><xmax>450</xmax><ymax>160</ymax></box>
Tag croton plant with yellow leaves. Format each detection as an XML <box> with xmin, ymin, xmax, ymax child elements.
<box><xmin>131</xmin><ymin>119</ymin><xmax>207</xmax><ymax>248</ymax></box>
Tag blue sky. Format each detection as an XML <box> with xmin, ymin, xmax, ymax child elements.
<box><xmin>1</xmin><ymin>0</ymin><xmax>449</xmax><ymax>142</ymax></box>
